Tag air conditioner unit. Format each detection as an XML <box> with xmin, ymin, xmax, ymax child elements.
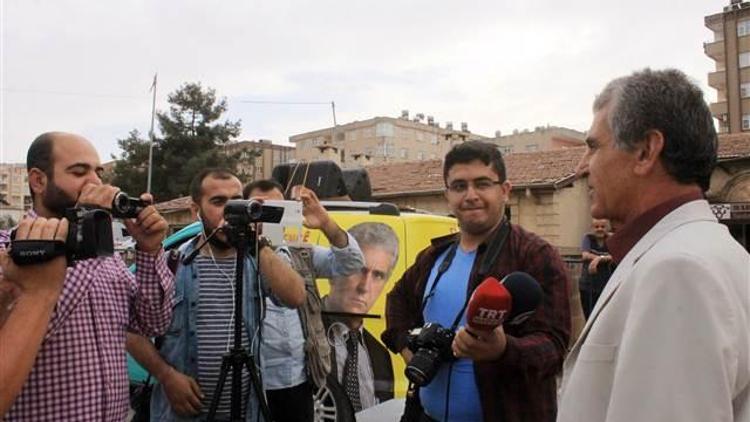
<box><xmin>427</xmin><ymin>116</ymin><xmax>434</xmax><ymax>125</ymax></box>
<box><xmin>416</xmin><ymin>113</ymin><xmax>425</xmax><ymax>121</ymax></box>
<box><xmin>446</xmin><ymin>122</ymin><xmax>454</xmax><ymax>131</ymax></box>
<box><xmin>461</xmin><ymin>122</ymin><xmax>469</xmax><ymax>132</ymax></box>
<box><xmin>401</xmin><ymin>110</ymin><xmax>409</xmax><ymax>119</ymax></box>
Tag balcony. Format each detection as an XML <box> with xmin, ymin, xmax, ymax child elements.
<box><xmin>704</xmin><ymin>40</ymin><xmax>725</xmax><ymax>61</ymax></box>
<box><xmin>708</xmin><ymin>70</ymin><xmax>726</xmax><ymax>90</ymax></box>
<box><xmin>710</xmin><ymin>101</ymin><xmax>728</xmax><ymax>117</ymax></box>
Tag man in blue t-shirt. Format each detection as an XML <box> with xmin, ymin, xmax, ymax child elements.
<box><xmin>383</xmin><ymin>141</ymin><xmax>571</xmax><ymax>422</ymax></box>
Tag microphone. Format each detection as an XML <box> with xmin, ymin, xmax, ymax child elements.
<box><xmin>465</xmin><ymin>272</ymin><xmax>543</xmax><ymax>336</ymax></box>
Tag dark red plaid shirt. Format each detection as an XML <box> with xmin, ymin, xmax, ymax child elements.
<box><xmin>383</xmin><ymin>222</ymin><xmax>571</xmax><ymax>422</ymax></box>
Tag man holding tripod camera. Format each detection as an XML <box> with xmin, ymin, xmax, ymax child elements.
<box><xmin>127</xmin><ymin>168</ymin><xmax>306</xmax><ymax>421</ymax></box>
<box><xmin>382</xmin><ymin>141</ymin><xmax>571</xmax><ymax>422</ymax></box>
<box><xmin>0</xmin><ymin>132</ymin><xmax>176</xmax><ymax>421</ymax></box>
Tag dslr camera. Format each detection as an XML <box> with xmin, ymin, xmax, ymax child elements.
<box><xmin>9</xmin><ymin>192</ymin><xmax>147</xmax><ymax>266</ymax></box>
<box><xmin>404</xmin><ymin>322</ymin><xmax>456</xmax><ymax>387</ymax></box>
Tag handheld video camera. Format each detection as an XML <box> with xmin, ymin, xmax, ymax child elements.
<box><xmin>404</xmin><ymin>322</ymin><xmax>457</xmax><ymax>387</ymax></box>
<box><xmin>223</xmin><ymin>199</ymin><xmax>285</xmax><ymax>226</ymax></box>
<box><xmin>8</xmin><ymin>191</ymin><xmax>147</xmax><ymax>266</ymax></box>
<box><xmin>110</xmin><ymin>192</ymin><xmax>149</xmax><ymax>219</ymax></box>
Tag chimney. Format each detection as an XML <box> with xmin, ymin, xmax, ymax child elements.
<box><xmin>316</xmin><ymin>143</ymin><xmax>340</xmax><ymax>164</ymax></box>
<box><xmin>351</xmin><ymin>153</ymin><xmax>372</xmax><ymax>167</ymax></box>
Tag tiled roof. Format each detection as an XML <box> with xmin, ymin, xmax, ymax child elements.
<box><xmin>153</xmin><ymin>134</ymin><xmax>750</xmax><ymax>206</ymax></box>
<box><xmin>370</xmin><ymin>147</ymin><xmax>586</xmax><ymax>197</ymax></box>
<box><xmin>155</xmin><ymin>195</ymin><xmax>192</xmax><ymax>212</ymax></box>
<box><xmin>718</xmin><ymin>133</ymin><xmax>750</xmax><ymax>159</ymax></box>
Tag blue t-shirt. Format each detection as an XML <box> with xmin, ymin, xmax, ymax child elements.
<box><xmin>419</xmin><ymin>246</ymin><xmax>483</xmax><ymax>422</ymax></box>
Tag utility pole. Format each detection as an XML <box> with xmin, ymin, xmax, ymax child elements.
<box><xmin>146</xmin><ymin>73</ymin><xmax>157</xmax><ymax>194</ymax></box>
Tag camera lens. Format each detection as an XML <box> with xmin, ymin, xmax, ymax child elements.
<box><xmin>405</xmin><ymin>348</ymin><xmax>442</xmax><ymax>387</ymax></box>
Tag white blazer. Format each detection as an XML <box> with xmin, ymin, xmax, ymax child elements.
<box><xmin>558</xmin><ymin>200</ymin><xmax>750</xmax><ymax>422</ymax></box>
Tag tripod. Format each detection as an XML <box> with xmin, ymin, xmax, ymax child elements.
<box><xmin>184</xmin><ymin>222</ymin><xmax>272</xmax><ymax>422</ymax></box>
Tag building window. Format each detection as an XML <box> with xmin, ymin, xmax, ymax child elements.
<box><xmin>400</xmin><ymin>148</ymin><xmax>408</xmax><ymax>159</ymax></box>
<box><xmin>740</xmin><ymin>52</ymin><xmax>750</xmax><ymax>68</ymax></box>
<box><xmin>742</xmin><ymin>83</ymin><xmax>750</xmax><ymax>98</ymax></box>
<box><xmin>417</xmin><ymin>151</ymin><xmax>425</xmax><ymax>160</ymax></box>
<box><xmin>376</xmin><ymin>122</ymin><xmax>394</xmax><ymax>137</ymax></box>
<box><xmin>739</xmin><ymin>20</ymin><xmax>750</xmax><ymax>37</ymax></box>
<box><xmin>525</xmin><ymin>144</ymin><xmax>539</xmax><ymax>152</ymax></box>
<box><xmin>743</xmin><ymin>115</ymin><xmax>750</xmax><ymax>130</ymax></box>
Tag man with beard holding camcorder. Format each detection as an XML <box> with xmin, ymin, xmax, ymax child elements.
<box><xmin>126</xmin><ymin>168</ymin><xmax>306</xmax><ymax>422</ymax></box>
<box><xmin>0</xmin><ymin>132</ymin><xmax>176</xmax><ymax>421</ymax></box>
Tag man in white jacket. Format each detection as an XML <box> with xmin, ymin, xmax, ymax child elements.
<box><xmin>558</xmin><ymin>68</ymin><xmax>750</xmax><ymax>422</ymax></box>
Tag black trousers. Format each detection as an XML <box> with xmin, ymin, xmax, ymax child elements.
<box><xmin>266</xmin><ymin>380</ymin><xmax>314</xmax><ymax>422</ymax></box>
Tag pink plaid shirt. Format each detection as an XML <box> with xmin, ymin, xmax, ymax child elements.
<box><xmin>0</xmin><ymin>212</ymin><xmax>174</xmax><ymax>421</ymax></box>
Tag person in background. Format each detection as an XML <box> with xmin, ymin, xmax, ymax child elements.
<box><xmin>244</xmin><ymin>179</ymin><xmax>364</xmax><ymax>422</ymax></box>
<box><xmin>578</xmin><ymin>218</ymin><xmax>614</xmax><ymax>318</ymax></box>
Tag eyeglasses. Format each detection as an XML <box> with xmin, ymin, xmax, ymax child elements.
<box><xmin>446</xmin><ymin>178</ymin><xmax>503</xmax><ymax>194</ymax></box>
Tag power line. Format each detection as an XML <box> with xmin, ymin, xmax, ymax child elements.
<box><xmin>1</xmin><ymin>88</ymin><xmax>148</xmax><ymax>100</ymax></box>
<box><xmin>237</xmin><ymin>99</ymin><xmax>332</xmax><ymax>105</ymax></box>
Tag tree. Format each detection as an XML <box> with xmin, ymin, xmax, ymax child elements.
<box><xmin>112</xmin><ymin>82</ymin><xmax>242</xmax><ymax>202</ymax></box>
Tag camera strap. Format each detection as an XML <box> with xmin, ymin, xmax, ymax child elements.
<box><xmin>420</xmin><ymin>219</ymin><xmax>511</xmax><ymax>331</ymax></box>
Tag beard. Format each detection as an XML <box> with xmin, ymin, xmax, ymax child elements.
<box><xmin>202</xmin><ymin>219</ymin><xmax>233</xmax><ymax>251</ymax></box>
<box><xmin>42</xmin><ymin>179</ymin><xmax>77</xmax><ymax>217</ymax></box>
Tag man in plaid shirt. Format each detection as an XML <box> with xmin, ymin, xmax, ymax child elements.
<box><xmin>0</xmin><ymin>132</ymin><xmax>175</xmax><ymax>421</ymax></box>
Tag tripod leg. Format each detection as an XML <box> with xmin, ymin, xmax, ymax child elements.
<box><xmin>243</xmin><ymin>355</ymin><xmax>273</xmax><ymax>421</ymax></box>
<box><xmin>207</xmin><ymin>356</ymin><xmax>232</xmax><ymax>421</ymax></box>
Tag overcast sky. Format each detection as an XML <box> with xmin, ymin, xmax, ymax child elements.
<box><xmin>0</xmin><ymin>0</ymin><xmax>723</xmax><ymax>164</ymax></box>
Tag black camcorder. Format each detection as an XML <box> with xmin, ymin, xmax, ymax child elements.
<box><xmin>8</xmin><ymin>191</ymin><xmax>147</xmax><ymax>266</ymax></box>
<box><xmin>404</xmin><ymin>322</ymin><xmax>457</xmax><ymax>387</ymax></box>
<box><xmin>110</xmin><ymin>192</ymin><xmax>149</xmax><ymax>219</ymax></box>
<box><xmin>223</xmin><ymin>199</ymin><xmax>284</xmax><ymax>226</ymax></box>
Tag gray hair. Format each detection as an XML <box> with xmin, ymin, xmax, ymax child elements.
<box><xmin>593</xmin><ymin>68</ymin><xmax>717</xmax><ymax>191</ymax></box>
<box><xmin>348</xmin><ymin>222</ymin><xmax>399</xmax><ymax>273</ymax></box>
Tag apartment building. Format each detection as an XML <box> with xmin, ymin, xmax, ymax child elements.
<box><xmin>225</xmin><ymin>139</ymin><xmax>295</xmax><ymax>181</ymax></box>
<box><xmin>0</xmin><ymin>163</ymin><xmax>32</xmax><ymax>222</ymax></box>
<box><xmin>486</xmin><ymin>126</ymin><xmax>585</xmax><ymax>154</ymax></box>
<box><xmin>705</xmin><ymin>0</ymin><xmax>750</xmax><ymax>133</ymax></box>
<box><xmin>289</xmin><ymin>112</ymin><xmax>487</xmax><ymax>167</ymax></box>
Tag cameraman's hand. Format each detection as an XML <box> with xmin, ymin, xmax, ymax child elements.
<box><xmin>161</xmin><ymin>367</ymin><xmax>203</xmax><ymax>416</ymax></box>
<box><xmin>297</xmin><ymin>185</ymin><xmax>349</xmax><ymax>248</ymax></box>
<box><xmin>77</xmin><ymin>183</ymin><xmax>120</xmax><ymax>210</ymax></box>
<box><xmin>297</xmin><ymin>186</ymin><xmax>329</xmax><ymax>230</ymax></box>
<box><xmin>1</xmin><ymin>217</ymin><xmax>68</xmax><ymax>301</ymax></box>
<box><xmin>125</xmin><ymin>193</ymin><xmax>168</xmax><ymax>255</ymax></box>
<box><xmin>452</xmin><ymin>325</ymin><xmax>507</xmax><ymax>362</ymax></box>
